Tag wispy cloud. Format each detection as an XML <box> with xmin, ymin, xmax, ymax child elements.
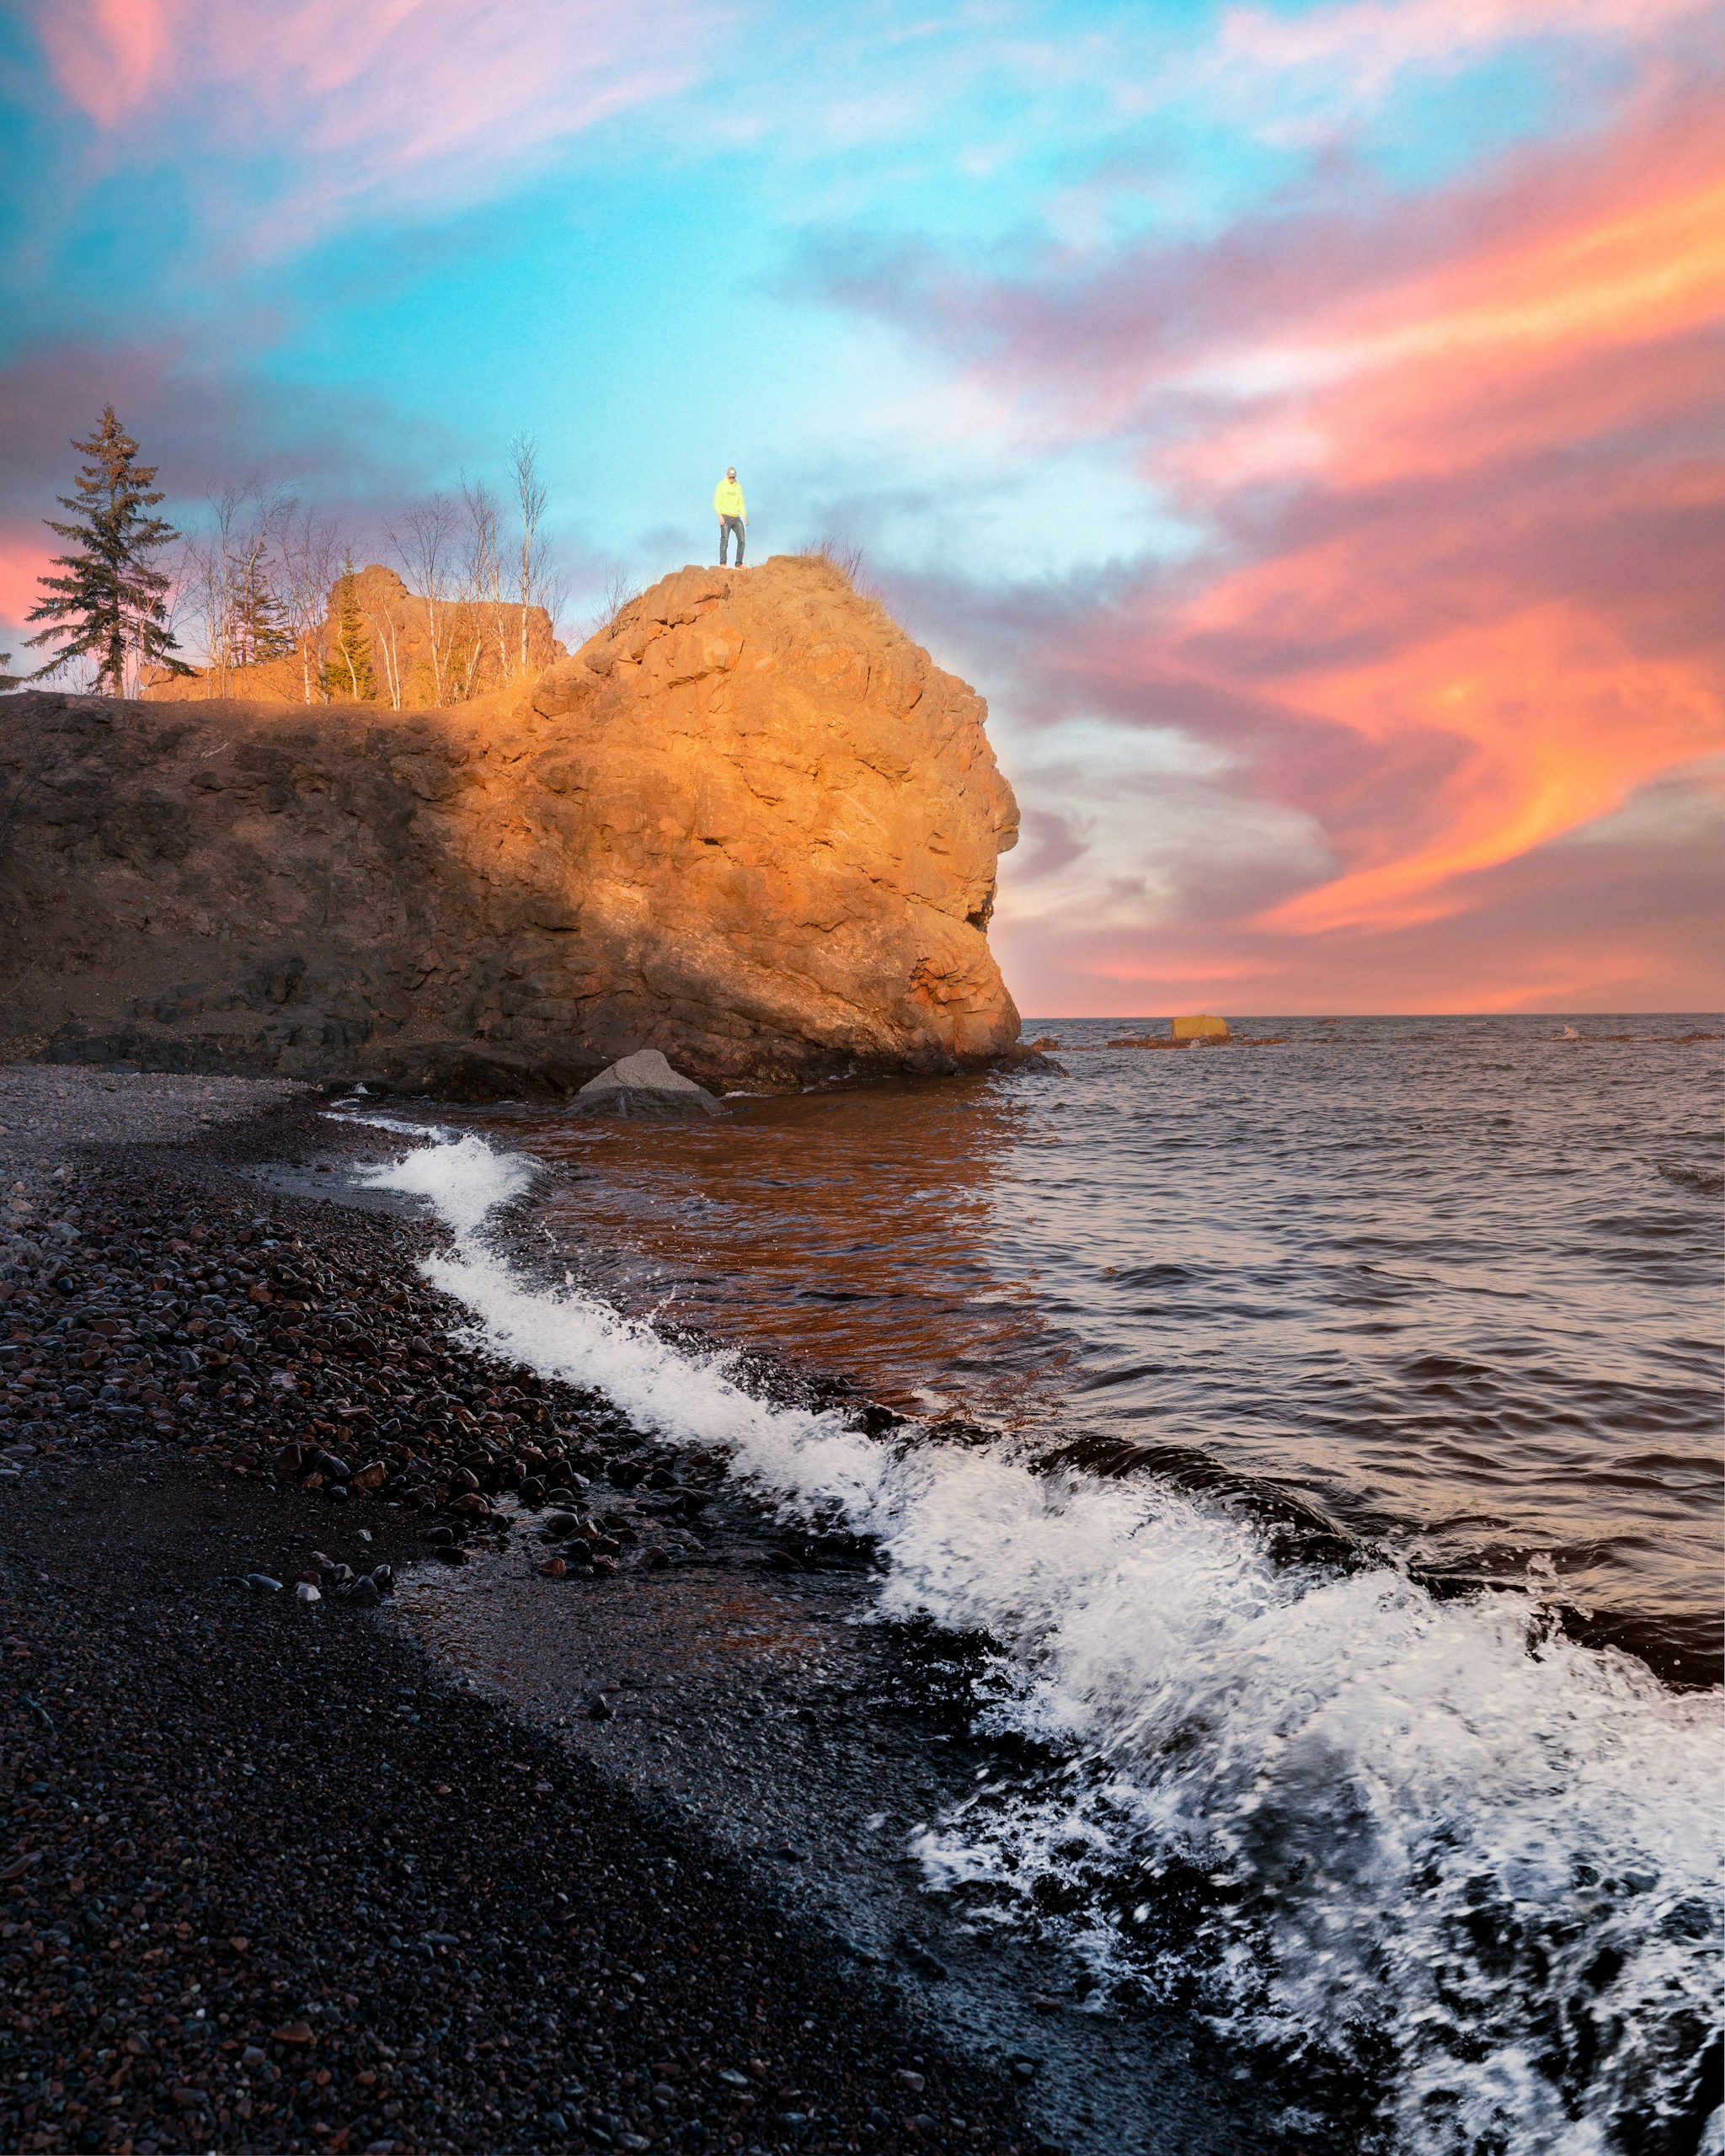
<box><xmin>811</xmin><ymin>27</ymin><xmax>1725</xmax><ymax>1005</ymax></box>
<box><xmin>8</xmin><ymin>0</ymin><xmax>1721</xmax><ymax>1008</ymax></box>
<box><xmin>29</xmin><ymin>0</ymin><xmax>715</xmax><ymax>238</ymax></box>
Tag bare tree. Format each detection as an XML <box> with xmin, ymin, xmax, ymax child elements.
<box><xmin>458</xmin><ymin>474</ymin><xmax>506</xmax><ymax>697</ymax></box>
<box><xmin>541</xmin><ymin>563</ymin><xmax>573</xmax><ymax>654</ymax></box>
<box><xmin>508</xmin><ymin>434</ymin><xmax>549</xmax><ymax>678</ymax></box>
<box><xmin>183</xmin><ymin>478</ymin><xmax>289</xmax><ymax>695</ymax></box>
<box><xmin>388</xmin><ymin>496</ymin><xmax>457</xmax><ymax>704</ymax></box>
<box><xmin>365</xmin><ymin>589</ymin><xmax>409</xmax><ymax>712</ymax></box>
<box><xmin>587</xmin><ymin>568</ymin><xmax>641</xmax><ymax>639</ymax></box>
<box><xmin>277</xmin><ymin>500</ymin><xmax>344</xmax><ymax>704</ymax></box>
<box><xmin>185</xmin><ymin>484</ymin><xmax>245</xmax><ymax>695</ymax></box>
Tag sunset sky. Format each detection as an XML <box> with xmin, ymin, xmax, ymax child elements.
<box><xmin>2</xmin><ymin>0</ymin><xmax>1721</xmax><ymax>1013</ymax></box>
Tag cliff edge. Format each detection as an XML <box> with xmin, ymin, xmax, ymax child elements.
<box><xmin>0</xmin><ymin>556</ymin><xmax>1021</xmax><ymax>1093</ymax></box>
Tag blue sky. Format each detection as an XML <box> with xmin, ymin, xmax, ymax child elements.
<box><xmin>3</xmin><ymin>0</ymin><xmax>1722</xmax><ymax>1010</ymax></box>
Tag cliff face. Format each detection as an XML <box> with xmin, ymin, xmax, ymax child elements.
<box><xmin>0</xmin><ymin>557</ymin><xmax>1021</xmax><ymax>1093</ymax></box>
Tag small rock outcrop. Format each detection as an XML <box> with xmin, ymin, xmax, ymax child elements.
<box><xmin>569</xmin><ymin>1049</ymin><xmax>724</xmax><ymax>1118</ymax></box>
<box><xmin>139</xmin><ymin>563</ymin><xmax>565</xmax><ymax>709</ymax></box>
<box><xmin>0</xmin><ymin>556</ymin><xmax>1021</xmax><ymax>1093</ymax></box>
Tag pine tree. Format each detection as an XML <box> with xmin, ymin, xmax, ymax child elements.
<box><xmin>230</xmin><ymin>541</ymin><xmax>295</xmax><ymax>669</ymax></box>
<box><xmin>25</xmin><ymin>406</ymin><xmax>191</xmax><ymax>693</ymax></box>
<box><xmin>323</xmin><ymin>559</ymin><xmax>376</xmax><ymax>702</ymax></box>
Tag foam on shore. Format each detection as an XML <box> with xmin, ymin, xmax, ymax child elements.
<box><xmin>363</xmin><ymin>1130</ymin><xmax>1724</xmax><ymax>2155</ymax></box>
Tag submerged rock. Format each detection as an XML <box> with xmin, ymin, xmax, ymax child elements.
<box><xmin>568</xmin><ymin>1049</ymin><xmax>724</xmax><ymax>1119</ymax></box>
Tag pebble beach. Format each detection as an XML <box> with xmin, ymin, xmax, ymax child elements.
<box><xmin>0</xmin><ymin>1068</ymin><xmax>1042</xmax><ymax>2156</ymax></box>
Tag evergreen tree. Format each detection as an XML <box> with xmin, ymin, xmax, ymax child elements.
<box><xmin>230</xmin><ymin>542</ymin><xmax>295</xmax><ymax>669</ymax></box>
<box><xmin>25</xmin><ymin>406</ymin><xmax>191</xmax><ymax>693</ymax></box>
<box><xmin>323</xmin><ymin>558</ymin><xmax>376</xmax><ymax>702</ymax></box>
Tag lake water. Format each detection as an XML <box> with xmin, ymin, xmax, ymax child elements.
<box><xmin>360</xmin><ymin>1013</ymin><xmax>1723</xmax><ymax>2155</ymax></box>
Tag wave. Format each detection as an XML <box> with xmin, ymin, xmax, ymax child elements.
<box><xmin>363</xmin><ymin>1132</ymin><xmax>1724</xmax><ymax>2156</ymax></box>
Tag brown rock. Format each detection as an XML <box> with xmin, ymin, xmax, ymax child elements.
<box><xmin>1</xmin><ymin>555</ymin><xmax>1019</xmax><ymax>1089</ymax></box>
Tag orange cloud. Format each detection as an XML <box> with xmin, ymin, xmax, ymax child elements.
<box><xmin>1259</xmin><ymin>606</ymin><xmax>1721</xmax><ymax>931</ymax></box>
<box><xmin>1129</xmin><ymin>93</ymin><xmax>1725</xmax><ymax>939</ymax></box>
<box><xmin>845</xmin><ymin>50</ymin><xmax>1725</xmax><ymax>1006</ymax></box>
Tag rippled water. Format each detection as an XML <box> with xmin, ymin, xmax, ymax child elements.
<box><xmin>448</xmin><ymin>1013</ymin><xmax>1723</xmax><ymax>1684</ymax></box>
<box><xmin>355</xmin><ymin>1011</ymin><xmax>1724</xmax><ymax>2154</ymax></box>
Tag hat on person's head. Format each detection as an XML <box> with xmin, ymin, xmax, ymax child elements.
<box><xmin>727</xmin><ymin>467</ymin><xmax>736</xmax><ymax>479</ymax></box>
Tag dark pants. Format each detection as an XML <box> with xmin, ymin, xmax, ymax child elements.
<box><xmin>718</xmin><ymin>515</ymin><xmax>745</xmax><ymax>566</ymax></box>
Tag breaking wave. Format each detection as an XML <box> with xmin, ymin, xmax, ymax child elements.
<box><xmin>365</xmin><ymin>1131</ymin><xmax>1723</xmax><ymax>2156</ymax></box>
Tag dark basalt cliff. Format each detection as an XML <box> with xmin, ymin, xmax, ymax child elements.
<box><xmin>0</xmin><ymin>556</ymin><xmax>1021</xmax><ymax>1095</ymax></box>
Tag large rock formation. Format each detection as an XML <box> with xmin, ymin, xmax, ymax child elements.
<box><xmin>0</xmin><ymin>556</ymin><xmax>1021</xmax><ymax>1094</ymax></box>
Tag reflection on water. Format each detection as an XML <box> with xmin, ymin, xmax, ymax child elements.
<box><xmin>494</xmin><ymin>1079</ymin><xmax>1072</xmax><ymax>1425</ymax></box>
<box><xmin>438</xmin><ymin>1013</ymin><xmax>1722</xmax><ymax>1684</ymax></box>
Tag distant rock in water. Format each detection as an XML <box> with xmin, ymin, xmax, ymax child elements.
<box><xmin>0</xmin><ymin>555</ymin><xmax>1021</xmax><ymax>1094</ymax></box>
<box><xmin>569</xmin><ymin>1049</ymin><xmax>724</xmax><ymax>1118</ymax></box>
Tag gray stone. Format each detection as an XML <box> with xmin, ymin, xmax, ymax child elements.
<box><xmin>567</xmin><ymin>1049</ymin><xmax>724</xmax><ymax>1121</ymax></box>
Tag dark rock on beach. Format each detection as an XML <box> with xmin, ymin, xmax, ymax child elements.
<box><xmin>569</xmin><ymin>1049</ymin><xmax>726</xmax><ymax>1121</ymax></box>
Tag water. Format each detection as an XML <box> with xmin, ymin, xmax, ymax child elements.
<box><xmin>356</xmin><ymin>1013</ymin><xmax>1723</xmax><ymax>2154</ymax></box>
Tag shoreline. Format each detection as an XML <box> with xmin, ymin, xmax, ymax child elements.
<box><xmin>0</xmin><ymin>1067</ymin><xmax>1277</xmax><ymax>2156</ymax></box>
<box><xmin>4</xmin><ymin>1062</ymin><xmax>1717</xmax><ymax>2155</ymax></box>
<box><xmin>0</xmin><ymin>1071</ymin><xmax>1041</xmax><ymax>2155</ymax></box>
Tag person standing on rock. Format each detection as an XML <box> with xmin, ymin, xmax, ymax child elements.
<box><xmin>714</xmin><ymin>468</ymin><xmax>746</xmax><ymax>566</ymax></box>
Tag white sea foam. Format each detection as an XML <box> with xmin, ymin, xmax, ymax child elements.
<box><xmin>364</xmin><ymin>1131</ymin><xmax>1723</xmax><ymax>2154</ymax></box>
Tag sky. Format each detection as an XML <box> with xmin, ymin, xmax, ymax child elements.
<box><xmin>1</xmin><ymin>0</ymin><xmax>1721</xmax><ymax>1015</ymax></box>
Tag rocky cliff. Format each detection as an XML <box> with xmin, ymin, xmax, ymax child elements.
<box><xmin>0</xmin><ymin>556</ymin><xmax>1021</xmax><ymax>1093</ymax></box>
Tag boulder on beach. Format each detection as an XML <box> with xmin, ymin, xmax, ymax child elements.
<box><xmin>0</xmin><ymin>554</ymin><xmax>1021</xmax><ymax>1094</ymax></box>
<box><xmin>568</xmin><ymin>1048</ymin><xmax>724</xmax><ymax>1119</ymax></box>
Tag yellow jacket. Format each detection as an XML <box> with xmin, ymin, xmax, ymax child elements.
<box><xmin>713</xmin><ymin>478</ymin><xmax>745</xmax><ymax>518</ymax></box>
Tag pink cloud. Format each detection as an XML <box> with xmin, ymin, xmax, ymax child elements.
<box><xmin>35</xmin><ymin>0</ymin><xmax>168</xmax><ymax>129</ymax></box>
<box><xmin>0</xmin><ymin>333</ymin><xmax>446</xmax><ymax>659</ymax></box>
<box><xmin>996</xmin><ymin>772</ymin><xmax>1725</xmax><ymax>1014</ymax></box>
<box><xmin>837</xmin><ymin>56</ymin><xmax>1725</xmax><ymax>1008</ymax></box>
<box><xmin>29</xmin><ymin>0</ymin><xmax>714</xmax><ymax>236</ymax></box>
<box><xmin>0</xmin><ymin>534</ymin><xmax>50</xmax><ymax>640</ymax></box>
<box><xmin>1215</xmin><ymin>0</ymin><xmax>1717</xmax><ymax>92</ymax></box>
<box><xmin>0</xmin><ymin>334</ymin><xmax>419</xmax><ymax>510</ymax></box>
